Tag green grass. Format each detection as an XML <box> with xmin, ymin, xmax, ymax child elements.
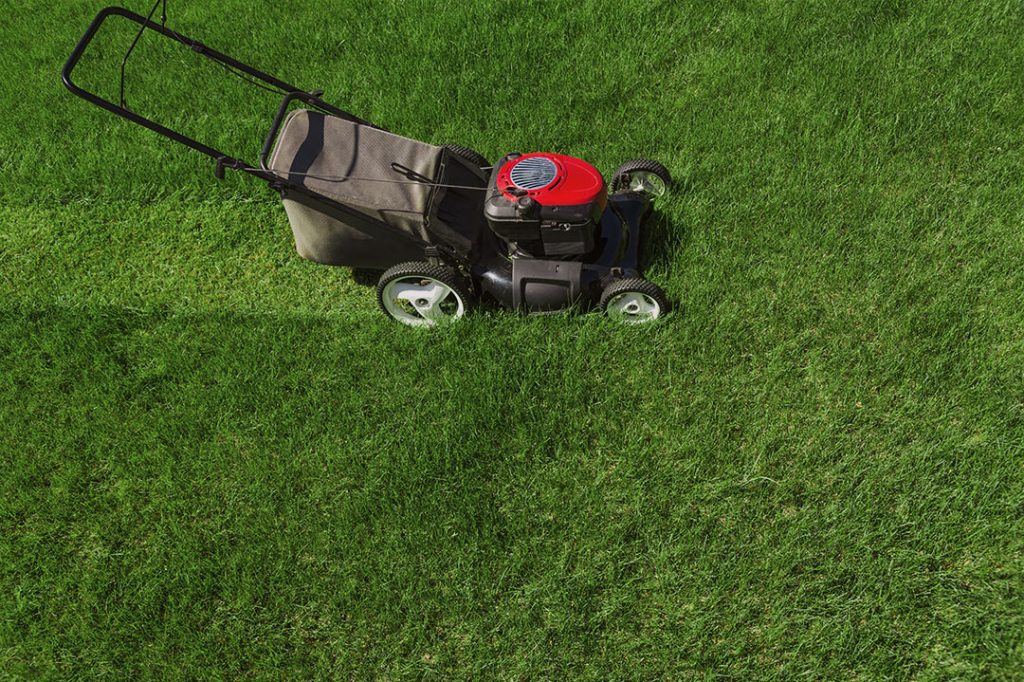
<box><xmin>3</xmin><ymin>0</ymin><xmax>1024</xmax><ymax>677</ymax></box>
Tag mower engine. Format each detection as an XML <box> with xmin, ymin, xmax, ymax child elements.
<box><xmin>484</xmin><ymin>152</ymin><xmax>607</xmax><ymax>258</ymax></box>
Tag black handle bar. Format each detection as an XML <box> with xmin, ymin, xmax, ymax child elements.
<box><xmin>62</xmin><ymin>6</ymin><xmax>370</xmax><ymax>181</ymax></box>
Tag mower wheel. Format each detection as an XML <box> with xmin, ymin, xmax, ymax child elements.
<box><xmin>377</xmin><ymin>261</ymin><xmax>472</xmax><ymax>328</ymax></box>
<box><xmin>600</xmin><ymin>278</ymin><xmax>669</xmax><ymax>324</ymax></box>
<box><xmin>443</xmin><ymin>144</ymin><xmax>490</xmax><ymax>170</ymax></box>
<box><xmin>611</xmin><ymin>159</ymin><xmax>672</xmax><ymax>198</ymax></box>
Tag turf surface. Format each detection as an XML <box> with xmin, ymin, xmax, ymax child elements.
<box><xmin>2</xmin><ymin>0</ymin><xmax>1024</xmax><ymax>678</ymax></box>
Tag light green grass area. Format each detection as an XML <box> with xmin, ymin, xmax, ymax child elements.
<box><xmin>2</xmin><ymin>0</ymin><xmax>1024</xmax><ymax>678</ymax></box>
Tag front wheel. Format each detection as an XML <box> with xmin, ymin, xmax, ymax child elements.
<box><xmin>610</xmin><ymin>159</ymin><xmax>672</xmax><ymax>198</ymax></box>
<box><xmin>377</xmin><ymin>262</ymin><xmax>472</xmax><ymax>327</ymax></box>
<box><xmin>600</xmin><ymin>278</ymin><xmax>669</xmax><ymax>324</ymax></box>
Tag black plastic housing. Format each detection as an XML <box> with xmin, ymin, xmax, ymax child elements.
<box><xmin>484</xmin><ymin>193</ymin><xmax>540</xmax><ymax>241</ymax></box>
<box><xmin>539</xmin><ymin>218</ymin><xmax>595</xmax><ymax>256</ymax></box>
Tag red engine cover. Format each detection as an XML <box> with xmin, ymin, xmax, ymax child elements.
<box><xmin>497</xmin><ymin>152</ymin><xmax>607</xmax><ymax>209</ymax></box>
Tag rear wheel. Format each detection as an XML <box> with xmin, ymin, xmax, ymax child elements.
<box><xmin>611</xmin><ymin>159</ymin><xmax>672</xmax><ymax>198</ymax></box>
<box><xmin>377</xmin><ymin>261</ymin><xmax>471</xmax><ymax>327</ymax></box>
<box><xmin>600</xmin><ymin>278</ymin><xmax>669</xmax><ymax>324</ymax></box>
<box><xmin>442</xmin><ymin>144</ymin><xmax>490</xmax><ymax>171</ymax></box>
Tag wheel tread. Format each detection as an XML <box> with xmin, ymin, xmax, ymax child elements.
<box><xmin>376</xmin><ymin>261</ymin><xmax>472</xmax><ymax>326</ymax></box>
<box><xmin>599</xmin><ymin>277</ymin><xmax>670</xmax><ymax>322</ymax></box>
<box><xmin>610</xmin><ymin>159</ymin><xmax>672</xmax><ymax>193</ymax></box>
<box><xmin>442</xmin><ymin>144</ymin><xmax>490</xmax><ymax>170</ymax></box>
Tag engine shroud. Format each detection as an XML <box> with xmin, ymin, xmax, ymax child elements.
<box><xmin>484</xmin><ymin>152</ymin><xmax>608</xmax><ymax>257</ymax></box>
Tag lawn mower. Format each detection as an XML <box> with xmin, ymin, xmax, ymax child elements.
<box><xmin>63</xmin><ymin>5</ymin><xmax>674</xmax><ymax>326</ymax></box>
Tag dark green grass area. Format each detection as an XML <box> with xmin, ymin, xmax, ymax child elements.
<box><xmin>2</xmin><ymin>0</ymin><xmax>1024</xmax><ymax>678</ymax></box>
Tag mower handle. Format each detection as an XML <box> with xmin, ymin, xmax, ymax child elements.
<box><xmin>61</xmin><ymin>6</ymin><xmax>367</xmax><ymax>181</ymax></box>
<box><xmin>257</xmin><ymin>91</ymin><xmax>325</xmax><ymax>172</ymax></box>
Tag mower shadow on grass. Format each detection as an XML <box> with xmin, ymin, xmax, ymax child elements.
<box><xmin>637</xmin><ymin>209</ymin><xmax>687</xmax><ymax>276</ymax></box>
<box><xmin>350</xmin><ymin>268</ymin><xmax>384</xmax><ymax>287</ymax></box>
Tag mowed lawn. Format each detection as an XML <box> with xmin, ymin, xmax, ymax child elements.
<box><xmin>2</xmin><ymin>0</ymin><xmax>1024</xmax><ymax>678</ymax></box>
